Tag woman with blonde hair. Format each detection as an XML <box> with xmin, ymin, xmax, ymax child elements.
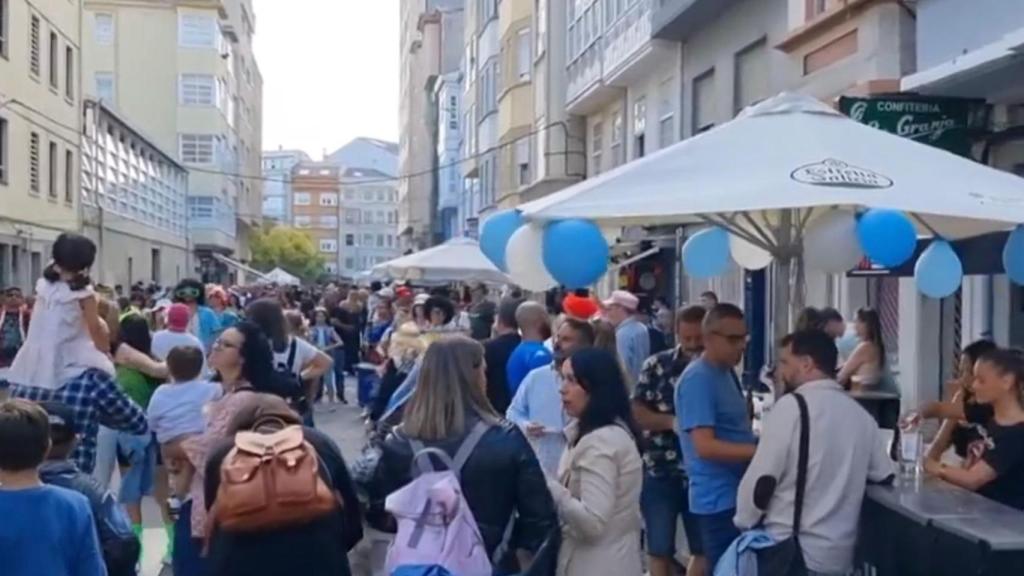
<box><xmin>362</xmin><ymin>337</ymin><xmax>557</xmax><ymax>573</ymax></box>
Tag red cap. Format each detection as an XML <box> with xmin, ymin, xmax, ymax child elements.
<box><xmin>167</xmin><ymin>304</ymin><xmax>191</xmax><ymax>332</ymax></box>
<box><xmin>563</xmin><ymin>294</ymin><xmax>599</xmax><ymax>320</ymax></box>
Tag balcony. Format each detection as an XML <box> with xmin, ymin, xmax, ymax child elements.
<box><xmin>652</xmin><ymin>0</ymin><xmax>743</xmax><ymax>41</ymax></box>
<box><xmin>566</xmin><ymin>40</ymin><xmax>616</xmax><ymax>115</ymax></box>
<box><xmin>188</xmin><ymin>195</ymin><xmax>237</xmax><ymax>252</ymax></box>
<box><xmin>603</xmin><ymin>0</ymin><xmax>674</xmax><ymax>86</ymax></box>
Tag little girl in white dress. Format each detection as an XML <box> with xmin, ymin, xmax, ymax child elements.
<box><xmin>6</xmin><ymin>233</ymin><xmax>115</xmax><ymax>390</ymax></box>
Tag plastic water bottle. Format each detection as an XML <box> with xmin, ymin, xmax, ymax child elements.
<box><xmin>898</xmin><ymin>415</ymin><xmax>923</xmax><ymax>478</ymax></box>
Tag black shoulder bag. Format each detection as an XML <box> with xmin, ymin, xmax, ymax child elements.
<box><xmin>756</xmin><ymin>392</ymin><xmax>810</xmax><ymax>576</ymax></box>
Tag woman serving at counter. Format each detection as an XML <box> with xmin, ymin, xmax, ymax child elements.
<box><xmin>925</xmin><ymin>348</ymin><xmax>1024</xmax><ymax>510</ymax></box>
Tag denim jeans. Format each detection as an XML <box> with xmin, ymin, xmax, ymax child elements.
<box><xmin>694</xmin><ymin>508</ymin><xmax>740</xmax><ymax>571</ymax></box>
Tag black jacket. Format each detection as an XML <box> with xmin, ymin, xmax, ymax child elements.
<box><xmin>203</xmin><ymin>427</ymin><xmax>363</xmax><ymax>576</ymax></box>
<box><xmin>40</xmin><ymin>460</ymin><xmax>140</xmax><ymax>576</ymax></box>
<box><xmin>484</xmin><ymin>333</ymin><xmax>521</xmax><ymax>414</ymax></box>
<box><xmin>364</xmin><ymin>419</ymin><xmax>557</xmax><ymax>563</ymax></box>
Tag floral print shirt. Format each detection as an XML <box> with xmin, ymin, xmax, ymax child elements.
<box><xmin>632</xmin><ymin>347</ymin><xmax>694</xmax><ymax>478</ymax></box>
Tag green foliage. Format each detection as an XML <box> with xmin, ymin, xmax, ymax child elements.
<box><xmin>250</xmin><ymin>226</ymin><xmax>326</xmax><ymax>281</ymax></box>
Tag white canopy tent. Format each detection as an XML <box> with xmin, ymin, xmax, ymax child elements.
<box><xmin>257</xmin><ymin>267</ymin><xmax>301</xmax><ymax>286</ymax></box>
<box><xmin>518</xmin><ymin>93</ymin><xmax>1024</xmax><ymax>337</ymax></box>
<box><xmin>370</xmin><ymin>237</ymin><xmax>510</xmax><ymax>284</ymax></box>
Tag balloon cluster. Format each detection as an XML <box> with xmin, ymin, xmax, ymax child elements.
<box><xmin>480</xmin><ymin>210</ymin><xmax>610</xmax><ymax>290</ymax></box>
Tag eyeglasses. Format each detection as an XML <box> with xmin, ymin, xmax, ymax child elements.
<box><xmin>213</xmin><ymin>338</ymin><xmax>241</xmax><ymax>351</ymax></box>
<box><xmin>175</xmin><ymin>286</ymin><xmax>202</xmax><ymax>300</ymax></box>
<box><xmin>711</xmin><ymin>330</ymin><xmax>749</xmax><ymax>345</ymax></box>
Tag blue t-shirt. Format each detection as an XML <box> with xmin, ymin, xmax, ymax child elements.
<box><xmin>506</xmin><ymin>341</ymin><xmax>553</xmax><ymax>397</ymax></box>
<box><xmin>0</xmin><ymin>484</ymin><xmax>105</xmax><ymax>576</ymax></box>
<box><xmin>676</xmin><ymin>357</ymin><xmax>757</xmax><ymax>515</ymax></box>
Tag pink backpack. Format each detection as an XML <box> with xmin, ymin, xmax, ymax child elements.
<box><xmin>385</xmin><ymin>421</ymin><xmax>495</xmax><ymax>576</ymax></box>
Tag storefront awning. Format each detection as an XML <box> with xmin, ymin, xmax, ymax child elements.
<box><xmin>211</xmin><ymin>253</ymin><xmax>273</xmax><ymax>283</ymax></box>
<box><xmin>902</xmin><ymin>28</ymin><xmax>1024</xmax><ymax>101</ymax></box>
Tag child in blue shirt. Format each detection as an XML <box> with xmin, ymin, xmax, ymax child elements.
<box><xmin>0</xmin><ymin>398</ymin><xmax>106</xmax><ymax>576</ymax></box>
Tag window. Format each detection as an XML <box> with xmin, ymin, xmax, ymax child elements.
<box><xmin>344</xmin><ymin>189</ymin><xmax>354</xmax><ymax>201</ymax></box>
<box><xmin>318</xmin><ymin>169</ymin><xmax>330</xmax><ymax>175</ymax></box>
<box><xmin>610</xmin><ymin>110</ymin><xmax>624</xmax><ymax>168</ymax></box>
<box><xmin>294</xmin><ymin>215</ymin><xmax>312</xmax><ymax>228</ymax></box>
<box><xmin>516</xmin><ymin>28</ymin><xmax>531</xmax><ymax>80</ymax></box>
<box><xmin>0</xmin><ymin>0</ymin><xmax>8</xmax><ymax>58</ymax></box>
<box><xmin>591</xmin><ymin>121</ymin><xmax>603</xmax><ymax>175</ymax></box>
<box><xmin>362</xmin><ymin>233</ymin><xmax>373</xmax><ymax>246</ymax></box>
<box><xmin>386</xmin><ymin>234</ymin><xmax>394</xmax><ymax>248</ymax></box>
<box><xmin>345</xmin><ymin>257</ymin><xmax>355</xmax><ymax>270</ymax></box>
<box><xmin>64</xmin><ymin>149</ymin><xmax>73</xmax><ymax>202</ymax></box>
<box><xmin>94</xmin><ymin>13</ymin><xmax>114</xmax><ymax>45</ymax></box>
<box><xmin>48</xmin><ymin>31</ymin><xmax>58</xmax><ymax>88</ymax></box>
<box><xmin>515</xmin><ymin>138</ymin><xmax>530</xmax><ymax>186</ymax></box>
<box><xmin>319</xmin><ymin>193</ymin><xmax>339</xmax><ymax>207</ymax></box>
<box><xmin>293</xmin><ymin>192</ymin><xmax>311</xmax><ymax>206</ymax></box>
<box><xmin>693</xmin><ymin>69</ymin><xmax>716</xmax><ymax>134</ymax></box>
<box><xmin>95</xmin><ymin>72</ymin><xmax>114</xmax><ymax>103</ymax></box>
<box><xmin>376</xmin><ymin>234</ymin><xmax>385</xmax><ymax>248</ymax></box>
<box><xmin>376</xmin><ymin>189</ymin><xmax>385</xmax><ymax>202</ymax></box>
<box><xmin>633</xmin><ymin>97</ymin><xmax>646</xmax><ymax>159</ymax></box>
<box><xmin>180</xmin><ymin>74</ymin><xmax>216</xmax><ymax>106</ymax></box>
<box><xmin>179</xmin><ymin>134</ymin><xmax>215</xmax><ymax>164</ymax></box>
<box><xmin>179</xmin><ymin>13</ymin><xmax>217</xmax><ymax>48</ymax></box>
<box><xmin>362</xmin><ymin>189</ymin><xmax>373</xmax><ymax>201</ymax></box>
<box><xmin>0</xmin><ymin>117</ymin><xmax>7</xmax><ymax>183</ymax></box>
<box><xmin>47</xmin><ymin>141</ymin><xmax>57</xmax><ymax>198</ymax></box>
<box><xmin>658</xmin><ymin>77</ymin><xmax>675</xmax><ymax>148</ymax></box>
<box><xmin>479</xmin><ymin>0</ymin><xmax>496</xmax><ymax>26</ymax></box>
<box><xmin>64</xmin><ymin>46</ymin><xmax>73</xmax><ymax>100</ymax></box>
<box><xmin>809</xmin><ymin>0</ymin><xmax>830</xmax><ymax>19</ymax></box>
<box><xmin>345</xmin><ymin>208</ymin><xmax>359</xmax><ymax>224</ymax></box>
<box><xmin>29</xmin><ymin>15</ymin><xmax>40</xmax><ymax>76</ymax></box>
<box><xmin>387</xmin><ymin>210</ymin><xmax>396</xmax><ymax>224</ymax></box>
<box><xmin>535</xmin><ymin>0</ymin><xmax>547</xmax><ymax>56</ymax></box>
<box><xmin>345</xmin><ymin>234</ymin><xmax>355</xmax><ymax>247</ymax></box>
<box><xmin>734</xmin><ymin>39</ymin><xmax>768</xmax><ymax>115</ymax></box>
<box><xmin>29</xmin><ymin>132</ymin><xmax>40</xmax><ymax>192</ymax></box>
<box><xmin>319</xmin><ymin>239</ymin><xmax>338</xmax><ymax>253</ymax></box>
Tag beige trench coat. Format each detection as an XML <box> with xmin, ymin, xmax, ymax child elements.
<box><xmin>547</xmin><ymin>423</ymin><xmax>644</xmax><ymax>576</ymax></box>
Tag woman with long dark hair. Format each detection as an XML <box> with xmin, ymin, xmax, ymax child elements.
<box><xmin>550</xmin><ymin>347</ymin><xmax>643</xmax><ymax>576</ymax></box>
<box><xmin>838</xmin><ymin>307</ymin><xmax>885</xmax><ymax>391</ymax></box>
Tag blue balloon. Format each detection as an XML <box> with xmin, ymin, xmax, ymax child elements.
<box><xmin>914</xmin><ymin>240</ymin><xmax>962</xmax><ymax>299</ymax></box>
<box><xmin>480</xmin><ymin>210</ymin><xmax>523</xmax><ymax>271</ymax></box>
<box><xmin>542</xmin><ymin>220</ymin><xmax>609</xmax><ymax>288</ymax></box>
<box><xmin>1003</xmin><ymin>225</ymin><xmax>1024</xmax><ymax>285</ymax></box>
<box><xmin>857</xmin><ymin>209</ymin><xmax>917</xmax><ymax>268</ymax></box>
<box><xmin>682</xmin><ymin>227</ymin><xmax>730</xmax><ymax>279</ymax></box>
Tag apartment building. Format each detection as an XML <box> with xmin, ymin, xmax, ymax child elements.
<box><xmin>81</xmin><ymin>0</ymin><xmax>263</xmax><ymax>283</ymax></box>
<box><xmin>435</xmin><ymin>72</ymin><xmax>463</xmax><ymax>239</ymax></box>
<box><xmin>340</xmin><ymin>168</ymin><xmax>401</xmax><ymax>277</ymax></box>
<box><xmin>261</xmin><ymin>149</ymin><xmax>311</xmax><ymax>224</ymax></box>
<box><xmin>398</xmin><ymin>0</ymin><xmax>464</xmax><ymax>250</ymax></box>
<box><xmin>81</xmin><ymin>100</ymin><xmax>189</xmax><ymax>287</ymax></box>
<box><xmin>0</xmin><ymin>0</ymin><xmax>82</xmax><ymax>291</ymax></box>
<box><xmin>326</xmin><ymin>137</ymin><xmax>399</xmax><ymax>176</ymax></box>
<box><xmin>292</xmin><ymin>163</ymin><xmax>341</xmax><ymax>276</ymax></box>
<box><xmin>460</xmin><ymin>0</ymin><xmax>500</xmax><ymax>236</ymax></box>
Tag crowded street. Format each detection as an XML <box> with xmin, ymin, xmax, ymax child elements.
<box><xmin>4</xmin><ymin>1</ymin><xmax>1024</xmax><ymax>576</ymax></box>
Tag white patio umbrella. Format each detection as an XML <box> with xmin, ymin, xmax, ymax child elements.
<box><xmin>370</xmin><ymin>237</ymin><xmax>510</xmax><ymax>284</ymax></box>
<box><xmin>519</xmin><ymin>92</ymin><xmax>1024</xmax><ymax>337</ymax></box>
<box><xmin>258</xmin><ymin>267</ymin><xmax>301</xmax><ymax>286</ymax></box>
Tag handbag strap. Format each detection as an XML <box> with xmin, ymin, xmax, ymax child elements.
<box><xmin>791</xmin><ymin>392</ymin><xmax>810</xmax><ymax>537</ymax></box>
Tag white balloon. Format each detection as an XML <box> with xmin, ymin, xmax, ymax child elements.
<box><xmin>729</xmin><ymin>234</ymin><xmax>773</xmax><ymax>270</ymax></box>
<box><xmin>505</xmin><ymin>224</ymin><xmax>558</xmax><ymax>292</ymax></box>
<box><xmin>803</xmin><ymin>210</ymin><xmax>863</xmax><ymax>273</ymax></box>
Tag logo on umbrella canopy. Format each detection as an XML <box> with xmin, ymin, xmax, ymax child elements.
<box><xmin>791</xmin><ymin>159</ymin><xmax>893</xmax><ymax>189</ymax></box>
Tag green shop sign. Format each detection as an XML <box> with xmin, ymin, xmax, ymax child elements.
<box><xmin>839</xmin><ymin>96</ymin><xmax>990</xmax><ymax>157</ymax></box>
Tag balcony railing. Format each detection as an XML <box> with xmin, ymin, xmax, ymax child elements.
<box><xmin>604</xmin><ymin>0</ymin><xmax>654</xmax><ymax>78</ymax></box>
<box><xmin>567</xmin><ymin>40</ymin><xmax>604</xmax><ymax>106</ymax></box>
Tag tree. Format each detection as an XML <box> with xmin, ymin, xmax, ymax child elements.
<box><xmin>250</xmin><ymin>226</ymin><xmax>326</xmax><ymax>282</ymax></box>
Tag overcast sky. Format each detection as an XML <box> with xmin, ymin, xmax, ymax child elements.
<box><xmin>253</xmin><ymin>0</ymin><xmax>399</xmax><ymax>159</ymax></box>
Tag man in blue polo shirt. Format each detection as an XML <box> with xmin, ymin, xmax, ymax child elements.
<box><xmin>677</xmin><ymin>303</ymin><xmax>757</xmax><ymax>570</ymax></box>
<box><xmin>506</xmin><ymin>301</ymin><xmax>552</xmax><ymax>397</ymax></box>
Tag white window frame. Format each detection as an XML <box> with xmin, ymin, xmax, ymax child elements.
<box><xmin>293</xmin><ymin>192</ymin><xmax>311</xmax><ymax>206</ymax></box>
<box><xmin>29</xmin><ymin>14</ymin><xmax>40</xmax><ymax>77</ymax></box>
<box><xmin>515</xmin><ymin>138</ymin><xmax>530</xmax><ymax>187</ymax></box>
<box><xmin>178</xmin><ymin>134</ymin><xmax>215</xmax><ymax>165</ymax></box>
<box><xmin>319</xmin><ymin>193</ymin><xmax>339</xmax><ymax>206</ymax></box>
<box><xmin>319</xmin><ymin>239</ymin><xmax>338</xmax><ymax>253</ymax></box>
<box><xmin>591</xmin><ymin>120</ymin><xmax>603</xmax><ymax>175</ymax></box>
<box><xmin>516</xmin><ymin>28</ymin><xmax>531</xmax><ymax>81</ymax></box>
<box><xmin>294</xmin><ymin>215</ymin><xmax>312</xmax><ymax>228</ymax></box>
<box><xmin>611</xmin><ymin>110</ymin><xmax>624</xmax><ymax>167</ymax></box>
<box><xmin>94</xmin><ymin>13</ymin><xmax>114</xmax><ymax>46</ymax></box>
<box><xmin>48</xmin><ymin>31</ymin><xmax>58</xmax><ymax>89</ymax></box>
<box><xmin>179</xmin><ymin>74</ymin><xmax>216</xmax><ymax>106</ymax></box>
<box><xmin>178</xmin><ymin>13</ymin><xmax>217</xmax><ymax>48</ymax></box>
<box><xmin>29</xmin><ymin>131</ymin><xmax>40</xmax><ymax>192</ymax></box>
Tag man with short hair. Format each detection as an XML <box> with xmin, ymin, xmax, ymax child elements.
<box><xmin>508</xmin><ymin>318</ymin><xmax>596</xmax><ymax>474</ymax></box>
<box><xmin>0</xmin><ymin>399</ymin><xmax>107</xmax><ymax>576</ymax></box>
<box><xmin>484</xmin><ymin>297</ymin><xmax>523</xmax><ymax>413</ymax></box>
<box><xmin>602</xmin><ymin>290</ymin><xmax>650</xmax><ymax>385</ymax></box>
<box><xmin>633</xmin><ymin>305</ymin><xmax>708</xmax><ymax>576</ymax></box>
<box><xmin>700</xmin><ymin>291</ymin><xmax>719</xmax><ymax>310</ymax></box>
<box><xmin>736</xmin><ymin>330</ymin><xmax>894</xmax><ymax>576</ymax></box>
<box><xmin>506</xmin><ymin>301</ymin><xmax>553</xmax><ymax>397</ymax></box>
<box><xmin>676</xmin><ymin>303</ymin><xmax>757</xmax><ymax>569</ymax></box>
<box><xmin>469</xmin><ymin>284</ymin><xmax>497</xmax><ymax>341</ymax></box>
<box><xmin>39</xmin><ymin>401</ymin><xmax>141</xmax><ymax>576</ymax></box>
<box><xmin>820</xmin><ymin>307</ymin><xmax>858</xmax><ymax>362</ymax></box>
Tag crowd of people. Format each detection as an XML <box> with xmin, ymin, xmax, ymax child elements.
<box><xmin>2</xmin><ymin>232</ymin><xmax>1024</xmax><ymax>576</ymax></box>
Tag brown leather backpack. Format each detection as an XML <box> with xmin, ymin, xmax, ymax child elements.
<box><xmin>209</xmin><ymin>424</ymin><xmax>341</xmax><ymax>533</ymax></box>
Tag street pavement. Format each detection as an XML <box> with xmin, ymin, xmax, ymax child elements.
<box><xmin>140</xmin><ymin>395</ymin><xmax>369</xmax><ymax>576</ymax></box>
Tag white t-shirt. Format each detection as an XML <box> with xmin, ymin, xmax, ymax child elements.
<box><xmin>273</xmin><ymin>337</ymin><xmax>320</xmax><ymax>378</ymax></box>
<box><xmin>152</xmin><ymin>329</ymin><xmax>207</xmax><ymax>374</ymax></box>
